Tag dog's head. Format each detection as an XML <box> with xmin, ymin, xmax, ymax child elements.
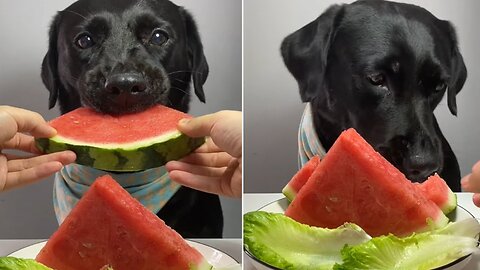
<box><xmin>281</xmin><ymin>0</ymin><xmax>467</xmax><ymax>183</ymax></box>
<box><xmin>42</xmin><ymin>0</ymin><xmax>208</xmax><ymax>115</ymax></box>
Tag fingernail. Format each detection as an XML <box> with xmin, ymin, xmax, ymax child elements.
<box><xmin>179</xmin><ymin>118</ymin><xmax>190</xmax><ymax>126</ymax></box>
<box><xmin>47</xmin><ymin>126</ymin><xmax>57</xmax><ymax>136</ymax></box>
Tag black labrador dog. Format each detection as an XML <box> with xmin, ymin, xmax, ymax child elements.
<box><xmin>281</xmin><ymin>0</ymin><xmax>466</xmax><ymax>191</ymax></box>
<box><xmin>42</xmin><ymin>0</ymin><xmax>223</xmax><ymax>237</ymax></box>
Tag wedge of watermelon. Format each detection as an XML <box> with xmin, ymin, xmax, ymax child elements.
<box><xmin>415</xmin><ymin>174</ymin><xmax>457</xmax><ymax>215</ymax></box>
<box><xmin>35</xmin><ymin>105</ymin><xmax>205</xmax><ymax>172</ymax></box>
<box><xmin>283</xmin><ymin>160</ymin><xmax>457</xmax><ymax>215</ymax></box>
<box><xmin>35</xmin><ymin>175</ymin><xmax>212</xmax><ymax>270</ymax></box>
<box><xmin>285</xmin><ymin>128</ymin><xmax>449</xmax><ymax>237</ymax></box>
<box><xmin>282</xmin><ymin>155</ymin><xmax>321</xmax><ymax>202</ymax></box>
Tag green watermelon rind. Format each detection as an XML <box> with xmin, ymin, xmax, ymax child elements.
<box><xmin>35</xmin><ymin>132</ymin><xmax>205</xmax><ymax>172</ymax></box>
<box><xmin>191</xmin><ymin>259</ymin><xmax>214</xmax><ymax>270</ymax></box>
<box><xmin>282</xmin><ymin>186</ymin><xmax>297</xmax><ymax>202</ymax></box>
<box><xmin>442</xmin><ymin>192</ymin><xmax>457</xmax><ymax>216</ymax></box>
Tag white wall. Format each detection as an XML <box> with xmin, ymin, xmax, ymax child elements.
<box><xmin>0</xmin><ymin>0</ymin><xmax>241</xmax><ymax>238</ymax></box>
<box><xmin>244</xmin><ymin>0</ymin><xmax>480</xmax><ymax>192</ymax></box>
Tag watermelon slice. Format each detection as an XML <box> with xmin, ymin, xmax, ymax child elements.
<box><xmin>283</xmin><ymin>160</ymin><xmax>457</xmax><ymax>215</ymax></box>
<box><xmin>285</xmin><ymin>128</ymin><xmax>449</xmax><ymax>237</ymax></box>
<box><xmin>415</xmin><ymin>174</ymin><xmax>457</xmax><ymax>215</ymax></box>
<box><xmin>282</xmin><ymin>155</ymin><xmax>321</xmax><ymax>202</ymax></box>
<box><xmin>35</xmin><ymin>105</ymin><xmax>205</xmax><ymax>172</ymax></box>
<box><xmin>35</xmin><ymin>175</ymin><xmax>212</xmax><ymax>270</ymax></box>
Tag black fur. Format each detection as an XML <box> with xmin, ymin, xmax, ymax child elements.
<box><xmin>281</xmin><ymin>0</ymin><xmax>467</xmax><ymax>191</ymax></box>
<box><xmin>42</xmin><ymin>0</ymin><xmax>222</xmax><ymax>237</ymax></box>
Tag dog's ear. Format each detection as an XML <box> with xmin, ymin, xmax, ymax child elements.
<box><xmin>42</xmin><ymin>12</ymin><xmax>64</xmax><ymax>109</ymax></box>
<box><xmin>281</xmin><ymin>5</ymin><xmax>344</xmax><ymax>102</ymax></box>
<box><xmin>443</xmin><ymin>22</ymin><xmax>467</xmax><ymax>116</ymax></box>
<box><xmin>179</xmin><ymin>8</ymin><xmax>209</xmax><ymax>103</ymax></box>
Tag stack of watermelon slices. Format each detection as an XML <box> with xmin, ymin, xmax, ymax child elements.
<box><xmin>35</xmin><ymin>175</ymin><xmax>212</xmax><ymax>270</ymax></box>
<box><xmin>282</xmin><ymin>128</ymin><xmax>457</xmax><ymax>237</ymax></box>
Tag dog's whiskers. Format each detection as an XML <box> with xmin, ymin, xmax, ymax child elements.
<box><xmin>170</xmin><ymin>86</ymin><xmax>190</xmax><ymax>96</ymax></box>
<box><xmin>171</xmin><ymin>77</ymin><xmax>190</xmax><ymax>85</ymax></box>
<box><xmin>167</xmin><ymin>70</ymin><xmax>205</xmax><ymax>76</ymax></box>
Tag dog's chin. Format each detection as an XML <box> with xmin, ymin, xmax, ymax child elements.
<box><xmin>81</xmin><ymin>95</ymin><xmax>165</xmax><ymax>116</ymax></box>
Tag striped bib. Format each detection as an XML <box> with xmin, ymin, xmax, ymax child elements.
<box><xmin>298</xmin><ymin>103</ymin><xmax>327</xmax><ymax>167</ymax></box>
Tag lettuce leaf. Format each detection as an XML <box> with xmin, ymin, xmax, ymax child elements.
<box><xmin>333</xmin><ymin>218</ymin><xmax>480</xmax><ymax>270</ymax></box>
<box><xmin>0</xmin><ymin>257</ymin><xmax>52</xmax><ymax>270</ymax></box>
<box><xmin>244</xmin><ymin>211</ymin><xmax>371</xmax><ymax>270</ymax></box>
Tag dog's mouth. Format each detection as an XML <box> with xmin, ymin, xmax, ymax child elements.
<box><xmin>377</xmin><ymin>143</ymin><xmax>442</xmax><ymax>184</ymax></box>
<box><xmin>81</xmin><ymin>71</ymin><xmax>171</xmax><ymax>115</ymax></box>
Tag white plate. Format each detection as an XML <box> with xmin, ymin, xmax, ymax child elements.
<box><xmin>245</xmin><ymin>198</ymin><xmax>477</xmax><ymax>270</ymax></box>
<box><xmin>10</xmin><ymin>240</ymin><xmax>240</xmax><ymax>269</ymax></box>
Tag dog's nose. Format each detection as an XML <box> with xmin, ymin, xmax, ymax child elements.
<box><xmin>403</xmin><ymin>155</ymin><xmax>440</xmax><ymax>183</ymax></box>
<box><xmin>105</xmin><ymin>73</ymin><xmax>147</xmax><ymax>95</ymax></box>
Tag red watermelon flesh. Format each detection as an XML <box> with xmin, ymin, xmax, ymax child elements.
<box><xmin>35</xmin><ymin>175</ymin><xmax>212</xmax><ymax>270</ymax></box>
<box><xmin>282</xmin><ymin>155</ymin><xmax>321</xmax><ymax>202</ymax></box>
<box><xmin>283</xmin><ymin>159</ymin><xmax>456</xmax><ymax>214</ymax></box>
<box><xmin>49</xmin><ymin>105</ymin><xmax>190</xmax><ymax>145</ymax></box>
<box><xmin>414</xmin><ymin>173</ymin><xmax>457</xmax><ymax>215</ymax></box>
<box><xmin>285</xmin><ymin>128</ymin><xmax>449</xmax><ymax>237</ymax></box>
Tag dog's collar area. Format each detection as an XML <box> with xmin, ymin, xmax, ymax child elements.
<box><xmin>298</xmin><ymin>103</ymin><xmax>327</xmax><ymax>167</ymax></box>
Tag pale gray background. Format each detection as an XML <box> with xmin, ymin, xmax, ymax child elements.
<box><xmin>0</xmin><ymin>0</ymin><xmax>241</xmax><ymax>238</ymax></box>
<box><xmin>245</xmin><ymin>0</ymin><xmax>480</xmax><ymax>192</ymax></box>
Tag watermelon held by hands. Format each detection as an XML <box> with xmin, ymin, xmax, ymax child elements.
<box><xmin>35</xmin><ymin>175</ymin><xmax>212</xmax><ymax>270</ymax></box>
<box><xmin>35</xmin><ymin>105</ymin><xmax>205</xmax><ymax>172</ymax></box>
<box><xmin>283</xmin><ymin>159</ymin><xmax>456</xmax><ymax>215</ymax></box>
<box><xmin>285</xmin><ymin>128</ymin><xmax>449</xmax><ymax>237</ymax></box>
<box><xmin>282</xmin><ymin>155</ymin><xmax>321</xmax><ymax>202</ymax></box>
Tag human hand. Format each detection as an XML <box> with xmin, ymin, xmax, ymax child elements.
<box><xmin>166</xmin><ymin>110</ymin><xmax>242</xmax><ymax>198</ymax></box>
<box><xmin>0</xmin><ymin>106</ymin><xmax>76</xmax><ymax>192</ymax></box>
<box><xmin>461</xmin><ymin>160</ymin><xmax>480</xmax><ymax>207</ymax></box>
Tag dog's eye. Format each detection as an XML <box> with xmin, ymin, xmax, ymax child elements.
<box><xmin>150</xmin><ymin>29</ymin><xmax>169</xmax><ymax>46</ymax></box>
<box><xmin>367</xmin><ymin>73</ymin><xmax>386</xmax><ymax>87</ymax></box>
<box><xmin>75</xmin><ymin>34</ymin><xmax>95</xmax><ymax>49</ymax></box>
<box><xmin>435</xmin><ymin>82</ymin><xmax>447</xmax><ymax>92</ymax></box>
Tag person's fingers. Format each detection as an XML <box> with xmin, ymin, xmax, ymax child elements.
<box><xmin>173</xmin><ymin>151</ymin><xmax>233</xmax><ymax>167</ymax></box>
<box><xmin>167</xmin><ymin>158</ymin><xmax>241</xmax><ymax>198</ymax></box>
<box><xmin>7</xmin><ymin>151</ymin><xmax>76</xmax><ymax>172</ymax></box>
<box><xmin>0</xmin><ymin>106</ymin><xmax>56</xmax><ymax>141</ymax></box>
<box><xmin>193</xmin><ymin>138</ymin><xmax>223</xmax><ymax>153</ymax></box>
<box><xmin>461</xmin><ymin>174</ymin><xmax>473</xmax><ymax>192</ymax></box>
<box><xmin>472</xmin><ymin>160</ymin><xmax>480</xmax><ymax>177</ymax></box>
<box><xmin>168</xmin><ymin>170</ymin><xmax>221</xmax><ymax>194</ymax></box>
<box><xmin>461</xmin><ymin>161</ymin><xmax>480</xmax><ymax>193</ymax></box>
<box><xmin>168</xmin><ymin>170</ymin><xmax>238</xmax><ymax>197</ymax></box>
<box><xmin>2</xmin><ymin>161</ymin><xmax>64</xmax><ymax>192</ymax></box>
<box><xmin>473</xmin><ymin>160</ymin><xmax>480</xmax><ymax>172</ymax></box>
<box><xmin>166</xmin><ymin>161</ymin><xmax>226</xmax><ymax>177</ymax></box>
<box><xmin>177</xmin><ymin>113</ymin><xmax>224</xmax><ymax>137</ymax></box>
<box><xmin>2</xmin><ymin>133</ymin><xmax>41</xmax><ymax>154</ymax></box>
<box><xmin>473</xmin><ymin>193</ymin><xmax>480</xmax><ymax>208</ymax></box>
<box><xmin>221</xmin><ymin>158</ymin><xmax>242</xmax><ymax>197</ymax></box>
<box><xmin>178</xmin><ymin>111</ymin><xmax>242</xmax><ymax>158</ymax></box>
<box><xmin>0</xmin><ymin>155</ymin><xmax>8</xmax><ymax>191</ymax></box>
<box><xmin>227</xmin><ymin>158</ymin><xmax>242</xmax><ymax>197</ymax></box>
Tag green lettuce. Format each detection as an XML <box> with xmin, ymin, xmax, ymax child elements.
<box><xmin>333</xmin><ymin>218</ymin><xmax>480</xmax><ymax>270</ymax></box>
<box><xmin>0</xmin><ymin>257</ymin><xmax>52</xmax><ymax>270</ymax></box>
<box><xmin>243</xmin><ymin>211</ymin><xmax>371</xmax><ymax>270</ymax></box>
